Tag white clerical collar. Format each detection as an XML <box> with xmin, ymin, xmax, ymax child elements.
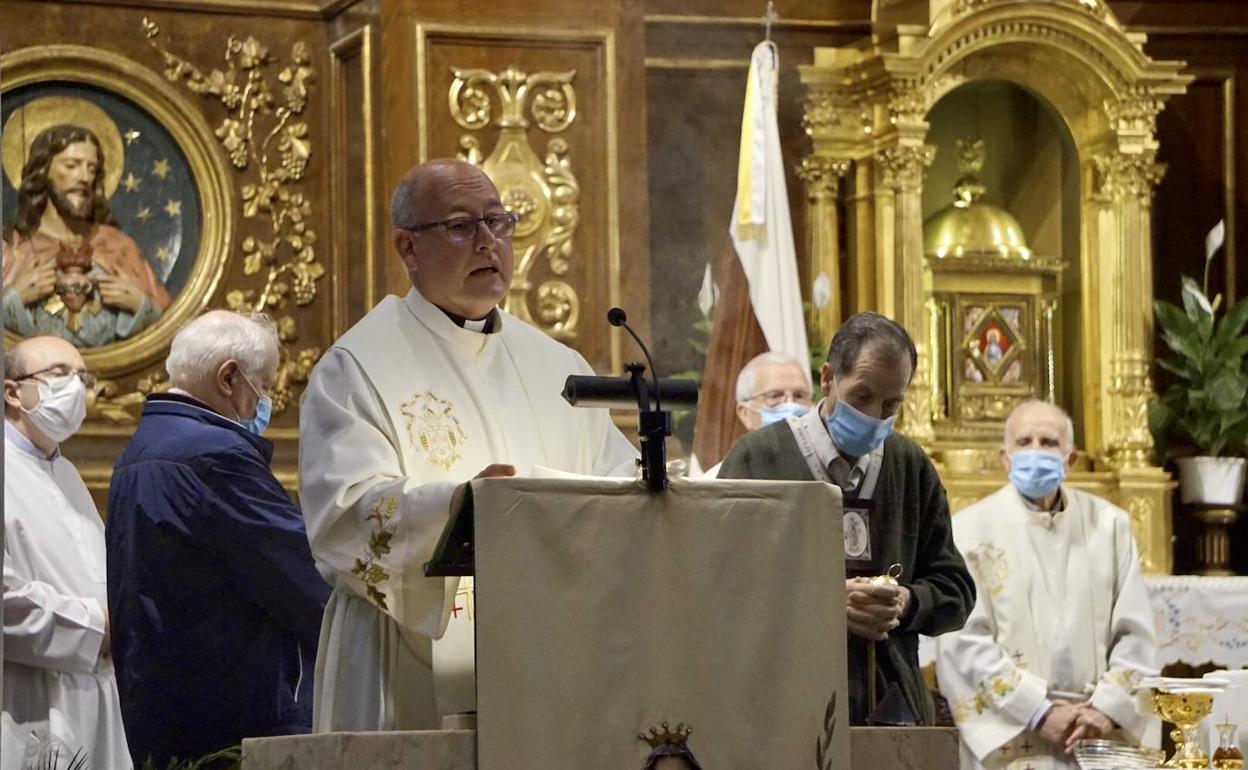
<box><xmin>4</xmin><ymin>419</ymin><xmax>59</xmax><ymax>461</ymax></box>
<box><xmin>402</xmin><ymin>288</ymin><xmax>503</xmax><ymax>352</ymax></box>
<box><xmin>462</xmin><ymin>315</ymin><xmax>490</xmax><ymax>333</ymax></box>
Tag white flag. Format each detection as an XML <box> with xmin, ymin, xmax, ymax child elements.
<box><xmin>1206</xmin><ymin>219</ymin><xmax>1226</xmax><ymax>262</ymax></box>
<box><xmin>729</xmin><ymin>42</ymin><xmax>810</xmax><ymax>367</ymax></box>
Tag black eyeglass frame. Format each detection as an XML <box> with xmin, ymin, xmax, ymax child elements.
<box><xmin>12</xmin><ymin>365</ymin><xmax>97</xmax><ymax>390</ymax></box>
<box><xmin>400</xmin><ymin>212</ymin><xmax>519</xmax><ymax>242</ymax></box>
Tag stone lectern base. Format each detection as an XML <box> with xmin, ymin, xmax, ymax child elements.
<box><xmin>241</xmin><ymin>726</ymin><xmax>958</xmax><ymax>770</ymax></box>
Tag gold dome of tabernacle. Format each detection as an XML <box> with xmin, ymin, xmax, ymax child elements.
<box><xmin>924</xmin><ymin>138</ymin><xmax>1033</xmax><ymax>261</ymax></box>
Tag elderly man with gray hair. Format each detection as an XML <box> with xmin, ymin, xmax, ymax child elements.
<box><xmin>696</xmin><ymin>351</ymin><xmax>813</xmax><ymax>478</ymax></box>
<box><xmin>935</xmin><ymin>399</ymin><xmax>1158</xmax><ymax>770</ymax></box>
<box><xmin>106</xmin><ymin>310</ymin><xmax>329</xmax><ymax>767</ymax></box>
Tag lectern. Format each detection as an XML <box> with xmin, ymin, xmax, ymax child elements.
<box><xmin>429</xmin><ymin>475</ymin><xmax>851</xmax><ymax>769</ymax></box>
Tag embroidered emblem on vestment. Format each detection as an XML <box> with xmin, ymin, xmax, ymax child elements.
<box><xmin>966</xmin><ymin>542</ymin><xmax>1010</xmax><ymax>597</ymax></box>
<box><xmin>401</xmin><ymin>390</ymin><xmax>467</xmax><ymax>470</ymax></box>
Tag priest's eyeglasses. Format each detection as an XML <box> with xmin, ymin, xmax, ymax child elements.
<box><xmin>747</xmin><ymin>388</ymin><xmax>814</xmax><ymax>407</ymax></box>
<box><xmin>403</xmin><ymin>213</ymin><xmax>519</xmax><ymax>243</ymax></box>
<box><xmin>14</xmin><ymin>364</ymin><xmax>97</xmax><ymax>390</ymax></box>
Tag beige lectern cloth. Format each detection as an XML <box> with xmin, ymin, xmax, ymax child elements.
<box><xmin>934</xmin><ymin>485</ymin><xmax>1158</xmax><ymax>770</ymax></box>
<box><xmin>472</xmin><ymin>476</ymin><xmax>850</xmax><ymax>770</ymax></box>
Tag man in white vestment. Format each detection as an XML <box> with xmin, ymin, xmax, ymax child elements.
<box><xmin>299</xmin><ymin>159</ymin><xmax>638</xmax><ymax>731</ymax></box>
<box><xmin>935</xmin><ymin>400</ymin><xmax>1158</xmax><ymax>770</ymax></box>
<box><xmin>3</xmin><ymin>336</ymin><xmax>131</xmax><ymax>769</ymax></box>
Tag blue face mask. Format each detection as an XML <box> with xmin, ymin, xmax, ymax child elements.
<box><xmin>756</xmin><ymin>401</ymin><xmax>809</xmax><ymax>427</ymax></box>
<box><xmin>825</xmin><ymin>384</ymin><xmax>897</xmax><ymax>458</ymax></box>
<box><xmin>1008</xmin><ymin>449</ymin><xmax>1067</xmax><ymax>500</ymax></box>
<box><xmin>235</xmin><ymin>369</ymin><xmax>273</xmax><ymax>436</ymax></box>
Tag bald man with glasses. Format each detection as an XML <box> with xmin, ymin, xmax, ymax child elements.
<box><xmin>299</xmin><ymin>159</ymin><xmax>637</xmax><ymax>733</ymax></box>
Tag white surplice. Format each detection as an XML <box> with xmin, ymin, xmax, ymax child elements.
<box><xmin>3</xmin><ymin>423</ymin><xmax>131</xmax><ymax>770</ymax></box>
<box><xmin>934</xmin><ymin>484</ymin><xmax>1158</xmax><ymax>770</ymax></box>
<box><xmin>299</xmin><ymin>288</ymin><xmax>637</xmax><ymax>731</ymax></box>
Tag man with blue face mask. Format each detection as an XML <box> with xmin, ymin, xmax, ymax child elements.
<box><xmin>720</xmin><ymin>312</ymin><xmax>974</xmax><ymax>726</ymax></box>
<box><xmin>105</xmin><ymin>310</ymin><xmax>330</xmax><ymax>766</ymax></box>
<box><xmin>696</xmin><ymin>352</ymin><xmax>813</xmax><ymax>478</ymax></box>
<box><xmin>935</xmin><ymin>400</ymin><xmax>1157</xmax><ymax>770</ymax></box>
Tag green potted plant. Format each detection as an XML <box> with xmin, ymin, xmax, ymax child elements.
<box><xmin>1149</xmin><ymin>270</ymin><xmax>1248</xmax><ymax>505</ymax></box>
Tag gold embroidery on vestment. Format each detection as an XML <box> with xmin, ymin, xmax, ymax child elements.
<box><xmin>351</xmin><ymin>495</ymin><xmax>398</xmax><ymax>612</ymax></box>
<box><xmin>401</xmin><ymin>390</ymin><xmax>468</xmax><ymax>470</ymax></box>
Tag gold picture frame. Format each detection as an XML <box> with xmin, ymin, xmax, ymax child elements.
<box><xmin>1</xmin><ymin>44</ymin><xmax>234</xmax><ymax>375</ymax></box>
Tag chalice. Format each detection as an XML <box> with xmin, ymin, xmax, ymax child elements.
<box><xmin>1152</xmin><ymin>690</ymin><xmax>1215</xmax><ymax>769</ymax></box>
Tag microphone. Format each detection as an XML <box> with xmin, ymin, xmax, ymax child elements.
<box><xmin>562</xmin><ymin>375</ymin><xmax>699</xmax><ymax>410</ymax></box>
<box><xmin>607</xmin><ymin>306</ymin><xmax>662</xmax><ymax>411</ymax></box>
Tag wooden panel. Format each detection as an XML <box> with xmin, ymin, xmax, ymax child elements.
<box><xmin>378</xmin><ymin>0</ymin><xmax>649</xmax><ymax>375</ymax></box>
<box><xmin>1153</xmin><ymin>73</ymin><xmax>1236</xmax><ymax>304</ymax></box>
<box><xmin>645</xmin><ymin>0</ymin><xmax>870</xmax><ymax>21</ymax></box>
<box><xmin>329</xmin><ymin>21</ymin><xmax>384</xmax><ymax>333</ymax></box>
<box><xmin>415</xmin><ymin>26</ymin><xmax>619</xmax><ymax>373</ymax></box>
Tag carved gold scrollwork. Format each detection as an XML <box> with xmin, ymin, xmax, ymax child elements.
<box><xmin>1104</xmin><ymin>88</ymin><xmax>1166</xmax><ymax>136</ymax></box>
<box><xmin>1090</xmin><ymin>151</ymin><xmax>1166</xmax><ymax>206</ymax></box>
<box><xmin>537</xmin><ymin>280</ymin><xmax>579</xmax><ymax>338</ymax></box>
<box><xmin>143</xmin><ymin>19</ymin><xmax>324</xmax><ymax>416</ymax></box>
<box><xmin>877</xmin><ymin>143</ymin><xmax>937</xmax><ymax>191</ymax></box>
<box><xmin>1107</xmin><ymin>350</ymin><xmax>1155</xmax><ymax>469</ymax></box>
<box><xmin>449</xmin><ymin>66</ymin><xmax>576</xmax><ymax>132</ymax></box>
<box><xmin>452</xmin><ymin>65</ymin><xmax>582</xmax><ymax>340</ymax></box>
<box><xmin>903</xmin><ymin>344</ymin><xmax>937</xmax><ymax>447</ymax></box>
<box><xmin>795</xmin><ymin>155</ymin><xmax>850</xmax><ymax>197</ymax></box>
<box><xmin>887</xmin><ymin>80</ymin><xmax>927</xmax><ymax>126</ymax></box>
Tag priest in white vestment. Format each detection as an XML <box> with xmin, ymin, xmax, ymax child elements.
<box><xmin>3</xmin><ymin>336</ymin><xmax>131</xmax><ymax>769</ymax></box>
<box><xmin>935</xmin><ymin>400</ymin><xmax>1158</xmax><ymax>770</ymax></box>
<box><xmin>299</xmin><ymin>159</ymin><xmax>637</xmax><ymax>731</ymax></box>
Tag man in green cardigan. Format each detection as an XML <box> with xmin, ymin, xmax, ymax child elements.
<box><xmin>719</xmin><ymin>311</ymin><xmax>974</xmax><ymax>726</ymax></box>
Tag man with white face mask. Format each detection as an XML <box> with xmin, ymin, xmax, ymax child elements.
<box><xmin>935</xmin><ymin>400</ymin><xmax>1158</xmax><ymax>770</ymax></box>
<box><xmin>720</xmin><ymin>312</ymin><xmax>974</xmax><ymax>726</ymax></box>
<box><xmin>105</xmin><ymin>311</ymin><xmax>329</xmax><ymax>766</ymax></box>
<box><xmin>3</xmin><ymin>335</ymin><xmax>132</xmax><ymax>769</ymax></box>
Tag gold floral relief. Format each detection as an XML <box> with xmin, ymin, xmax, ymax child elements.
<box><xmin>141</xmin><ymin>19</ymin><xmax>326</xmax><ymax>417</ymax></box>
<box><xmin>450</xmin><ymin>65</ymin><xmax>582</xmax><ymax>340</ymax></box>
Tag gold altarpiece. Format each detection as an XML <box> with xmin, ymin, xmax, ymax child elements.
<box><xmin>799</xmin><ymin>0</ymin><xmax>1191</xmax><ymax>573</ymax></box>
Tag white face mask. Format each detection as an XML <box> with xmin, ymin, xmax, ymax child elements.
<box><xmin>20</xmin><ymin>374</ymin><xmax>87</xmax><ymax>444</ymax></box>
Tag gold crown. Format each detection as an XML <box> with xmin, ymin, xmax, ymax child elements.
<box><xmin>639</xmin><ymin>721</ymin><xmax>693</xmax><ymax>749</ymax></box>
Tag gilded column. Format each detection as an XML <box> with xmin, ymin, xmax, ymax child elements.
<box><xmin>797</xmin><ymin>155</ymin><xmax>850</xmax><ymax>347</ymax></box>
<box><xmin>1095</xmin><ymin>150</ymin><xmax>1166</xmax><ymax>469</ymax></box>
<box><xmin>877</xmin><ymin>141</ymin><xmax>936</xmax><ymax>447</ymax></box>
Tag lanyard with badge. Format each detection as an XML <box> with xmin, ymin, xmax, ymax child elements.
<box><xmin>841</xmin><ymin>496</ymin><xmax>882</xmax><ymax>575</ymax></box>
<box><xmin>788</xmin><ymin>413</ymin><xmax>882</xmax><ymax>571</ymax></box>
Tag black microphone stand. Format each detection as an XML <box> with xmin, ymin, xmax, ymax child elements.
<box><xmin>625</xmin><ymin>362</ymin><xmax>672</xmax><ymax>492</ymax></box>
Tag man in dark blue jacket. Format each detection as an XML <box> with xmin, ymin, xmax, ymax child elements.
<box><xmin>107</xmin><ymin>310</ymin><xmax>329</xmax><ymax>766</ymax></box>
